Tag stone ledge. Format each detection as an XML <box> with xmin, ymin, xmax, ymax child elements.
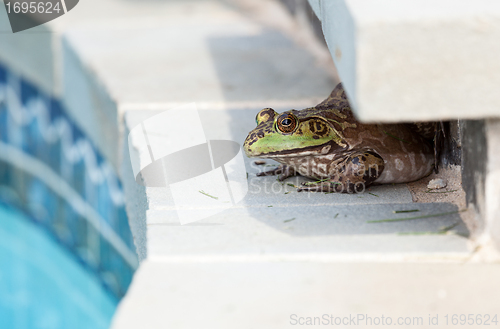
<box><xmin>309</xmin><ymin>0</ymin><xmax>500</xmax><ymax>122</ymax></box>
<box><xmin>113</xmin><ymin>260</ymin><xmax>500</xmax><ymax>329</ymax></box>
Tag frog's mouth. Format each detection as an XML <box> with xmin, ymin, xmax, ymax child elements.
<box><xmin>246</xmin><ymin>141</ymin><xmax>336</xmax><ymax>158</ymax></box>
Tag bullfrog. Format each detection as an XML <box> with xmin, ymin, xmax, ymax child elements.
<box><xmin>243</xmin><ymin>83</ymin><xmax>436</xmax><ymax>193</ymax></box>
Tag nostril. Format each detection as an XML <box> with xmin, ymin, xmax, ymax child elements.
<box><xmin>257</xmin><ymin>132</ymin><xmax>265</xmax><ymax>138</ymax></box>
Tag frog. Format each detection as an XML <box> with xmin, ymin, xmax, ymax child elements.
<box><xmin>243</xmin><ymin>83</ymin><xmax>436</xmax><ymax>193</ymax></box>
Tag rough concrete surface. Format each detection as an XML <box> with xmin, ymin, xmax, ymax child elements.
<box><xmin>309</xmin><ymin>0</ymin><xmax>500</xmax><ymax>122</ymax></box>
<box><xmin>113</xmin><ymin>261</ymin><xmax>500</xmax><ymax>329</ymax></box>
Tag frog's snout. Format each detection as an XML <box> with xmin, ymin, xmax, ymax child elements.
<box><xmin>243</xmin><ymin>132</ymin><xmax>259</xmax><ymax>158</ymax></box>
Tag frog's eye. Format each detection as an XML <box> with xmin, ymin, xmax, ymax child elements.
<box><xmin>256</xmin><ymin>108</ymin><xmax>277</xmax><ymax>125</ymax></box>
<box><xmin>276</xmin><ymin>113</ymin><xmax>298</xmax><ymax>134</ymax></box>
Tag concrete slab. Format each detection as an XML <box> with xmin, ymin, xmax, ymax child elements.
<box><xmin>53</xmin><ymin>0</ymin><xmax>336</xmax><ymax>106</ymax></box>
<box><xmin>309</xmin><ymin>0</ymin><xmax>500</xmax><ymax>122</ymax></box>
<box><xmin>146</xmin><ymin>203</ymin><xmax>469</xmax><ymax>259</ymax></box>
<box><xmin>112</xmin><ymin>260</ymin><xmax>500</xmax><ymax>329</ymax></box>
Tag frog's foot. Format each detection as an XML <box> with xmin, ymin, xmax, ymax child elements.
<box><xmin>298</xmin><ymin>151</ymin><xmax>385</xmax><ymax>193</ymax></box>
<box><xmin>256</xmin><ymin>165</ymin><xmax>297</xmax><ymax>181</ymax></box>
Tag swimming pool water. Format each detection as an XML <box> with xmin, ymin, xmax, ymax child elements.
<box><xmin>0</xmin><ymin>204</ymin><xmax>117</xmax><ymax>329</ymax></box>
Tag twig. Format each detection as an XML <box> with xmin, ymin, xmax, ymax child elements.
<box><xmin>284</xmin><ymin>218</ymin><xmax>296</xmax><ymax>223</ymax></box>
<box><xmin>393</xmin><ymin>209</ymin><xmax>420</xmax><ymax>214</ymax></box>
<box><xmin>383</xmin><ymin>130</ymin><xmax>411</xmax><ymax>144</ymax></box>
<box><xmin>303</xmin><ymin>178</ymin><xmax>330</xmax><ymax>186</ymax></box>
<box><xmin>303</xmin><ymin>179</ymin><xmax>342</xmax><ymax>187</ymax></box>
<box><xmin>425</xmin><ymin>189</ymin><xmax>457</xmax><ymax>194</ymax></box>
<box><xmin>398</xmin><ymin>222</ymin><xmax>460</xmax><ymax>236</ymax></box>
<box><xmin>367</xmin><ymin>210</ymin><xmax>463</xmax><ymax>223</ymax></box>
<box><xmin>199</xmin><ymin>190</ymin><xmax>218</xmax><ymax>200</ymax></box>
<box><xmin>398</xmin><ymin>231</ymin><xmax>447</xmax><ymax>236</ymax></box>
<box><xmin>439</xmin><ymin>222</ymin><xmax>460</xmax><ymax>232</ymax></box>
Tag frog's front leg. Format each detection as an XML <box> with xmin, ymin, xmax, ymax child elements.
<box><xmin>297</xmin><ymin>151</ymin><xmax>385</xmax><ymax>193</ymax></box>
<box><xmin>256</xmin><ymin>164</ymin><xmax>297</xmax><ymax>181</ymax></box>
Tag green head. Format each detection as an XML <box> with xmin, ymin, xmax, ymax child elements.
<box><xmin>243</xmin><ymin>108</ymin><xmax>346</xmax><ymax>158</ymax></box>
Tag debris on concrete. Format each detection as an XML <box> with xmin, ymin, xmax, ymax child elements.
<box><xmin>425</xmin><ymin>189</ymin><xmax>457</xmax><ymax>194</ymax></box>
<box><xmin>407</xmin><ymin>166</ymin><xmax>464</xmax><ymax>208</ymax></box>
<box><xmin>428</xmin><ymin>178</ymin><xmax>447</xmax><ymax>190</ymax></box>
<box><xmin>393</xmin><ymin>209</ymin><xmax>419</xmax><ymax>214</ymax></box>
<box><xmin>198</xmin><ymin>190</ymin><xmax>218</xmax><ymax>200</ymax></box>
<box><xmin>406</xmin><ymin>165</ymin><xmax>475</xmax><ymax>234</ymax></box>
<box><xmin>367</xmin><ymin>210</ymin><xmax>462</xmax><ymax>223</ymax></box>
<box><xmin>254</xmin><ymin>160</ymin><xmax>266</xmax><ymax>165</ymax></box>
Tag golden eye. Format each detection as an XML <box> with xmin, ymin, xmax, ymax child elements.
<box><xmin>276</xmin><ymin>113</ymin><xmax>298</xmax><ymax>133</ymax></box>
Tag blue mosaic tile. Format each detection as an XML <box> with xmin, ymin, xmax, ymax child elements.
<box><xmin>0</xmin><ymin>62</ymin><xmax>137</xmax><ymax>300</ymax></box>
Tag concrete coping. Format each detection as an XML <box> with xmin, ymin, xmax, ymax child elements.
<box><xmin>309</xmin><ymin>0</ymin><xmax>500</xmax><ymax>122</ymax></box>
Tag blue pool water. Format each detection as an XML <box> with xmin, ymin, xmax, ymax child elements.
<box><xmin>0</xmin><ymin>59</ymin><xmax>137</xmax><ymax>328</ymax></box>
<box><xmin>0</xmin><ymin>204</ymin><xmax>117</xmax><ymax>329</ymax></box>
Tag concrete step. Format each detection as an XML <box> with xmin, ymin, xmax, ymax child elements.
<box><xmin>113</xmin><ymin>261</ymin><xmax>500</xmax><ymax>329</ymax></box>
<box><xmin>309</xmin><ymin>0</ymin><xmax>500</xmax><ymax>122</ymax></box>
